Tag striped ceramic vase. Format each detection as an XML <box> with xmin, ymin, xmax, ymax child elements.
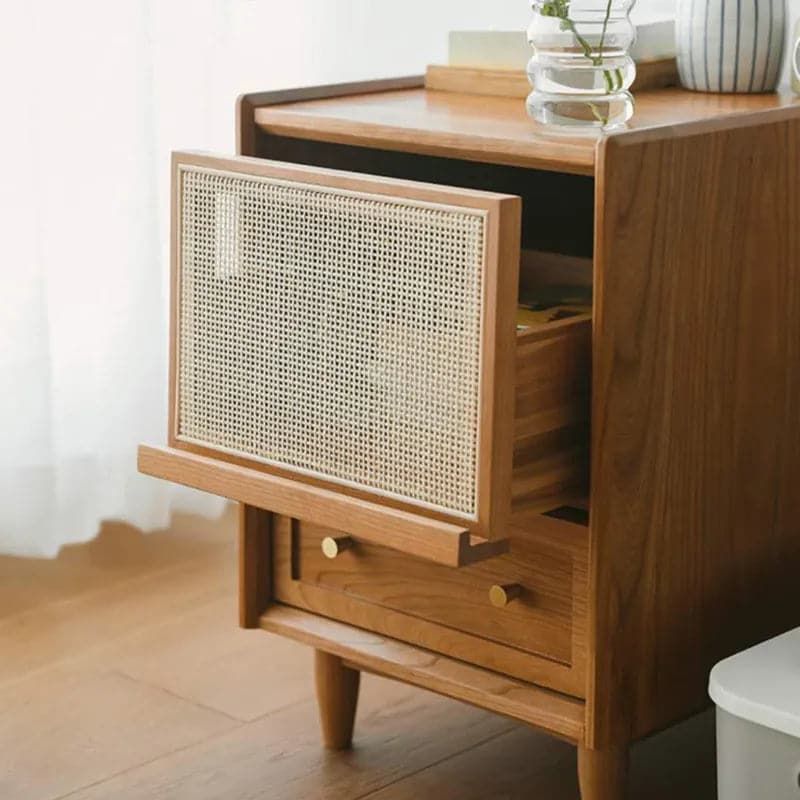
<box><xmin>676</xmin><ymin>0</ymin><xmax>786</xmax><ymax>92</ymax></box>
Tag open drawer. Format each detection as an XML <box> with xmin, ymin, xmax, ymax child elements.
<box><xmin>141</xmin><ymin>151</ymin><xmax>590</xmax><ymax>566</ymax></box>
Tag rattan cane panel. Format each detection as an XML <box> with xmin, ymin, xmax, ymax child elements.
<box><xmin>176</xmin><ymin>165</ymin><xmax>487</xmax><ymax>518</ymax></box>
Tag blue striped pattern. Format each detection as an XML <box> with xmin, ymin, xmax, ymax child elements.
<box><xmin>677</xmin><ymin>0</ymin><xmax>786</xmax><ymax>92</ymax></box>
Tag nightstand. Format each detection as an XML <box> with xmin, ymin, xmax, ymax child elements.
<box><xmin>139</xmin><ymin>75</ymin><xmax>800</xmax><ymax>799</ymax></box>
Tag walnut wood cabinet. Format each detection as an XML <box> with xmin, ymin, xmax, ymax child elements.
<box><xmin>139</xmin><ymin>75</ymin><xmax>800</xmax><ymax>798</ymax></box>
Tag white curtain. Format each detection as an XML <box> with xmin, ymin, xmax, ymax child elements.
<box><xmin>0</xmin><ymin>0</ymin><xmax>533</xmax><ymax>557</ymax></box>
<box><xmin>0</xmin><ymin>0</ymin><xmax>792</xmax><ymax>556</ymax></box>
<box><xmin>0</xmin><ymin>2</ymin><xmax>231</xmax><ymax>557</ymax></box>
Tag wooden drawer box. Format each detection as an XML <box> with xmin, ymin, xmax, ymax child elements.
<box><xmin>273</xmin><ymin>512</ymin><xmax>589</xmax><ymax>698</ymax></box>
<box><xmin>513</xmin><ymin>313</ymin><xmax>591</xmax><ymax>513</ymax></box>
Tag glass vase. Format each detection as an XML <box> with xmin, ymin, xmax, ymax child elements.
<box><xmin>527</xmin><ymin>0</ymin><xmax>637</xmax><ymax>131</ymax></box>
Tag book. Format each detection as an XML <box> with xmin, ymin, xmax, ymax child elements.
<box><xmin>448</xmin><ymin>17</ymin><xmax>676</xmax><ymax>71</ymax></box>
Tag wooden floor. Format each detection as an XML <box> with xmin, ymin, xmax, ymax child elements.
<box><xmin>0</xmin><ymin>508</ymin><xmax>717</xmax><ymax>799</ymax></box>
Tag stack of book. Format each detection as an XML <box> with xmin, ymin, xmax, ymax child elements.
<box><xmin>427</xmin><ymin>17</ymin><xmax>677</xmax><ymax>98</ymax></box>
<box><xmin>448</xmin><ymin>17</ymin><xmax>676</xmax><ymax>71</ymax></box>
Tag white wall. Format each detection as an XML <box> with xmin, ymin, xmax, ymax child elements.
<box><xmin>225</xmin><ymin>0</ymin><xmax>679</xmax><ymax>99</ymax></box>
<box><xmin>173</xmin><ymin>0</ymin><xmax>795</xmax><ymax>155</ymax></box>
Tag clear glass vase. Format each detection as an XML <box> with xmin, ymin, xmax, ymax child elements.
<box><xmin>527</xmin><ymin>0</ymin><xmax>637</xmax><ymax>131</ymax></box>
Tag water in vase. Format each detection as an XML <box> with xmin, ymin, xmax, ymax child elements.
<box><xmin>527</xmin><ymin>0</ymin><xmax>637</xmax><ymax>130</ymax></box>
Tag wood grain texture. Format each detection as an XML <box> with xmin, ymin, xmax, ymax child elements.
<box><xmin>520</xmin><ymin>250</ymin><xmax>593</xmax><ymax>292</ymax></box>
<box><xmin>588</xmin><ymin>106</ymin><xmax>800</xmax><ymax>746</ymax></box>
<box><xmin>365</xmin><ymin>712</ymin><xmax>714</xmax><ymax>800</ymax></box>
<box><xmin>260</xmin><ymin>604</ymin><xmax>586</xmax><ymax>742</ymax></box>
<box><xmin>481</xmin><ymin>187</ymin><xmax>521</xmax><ymax>539</ymax></box>
<box><xmin>0</xmin><ymin>514</ymin><xmax>519</xmax><ymax>800</ymax></box>
<box><xmin>253</xmin><ymin>86</ymin><xmax>798</xmax><ymax>176</ymax></box>
<box><xmin>238</xmin><ymin>504</ymin><xmax>272</xmax><ymax>628</ymax></box>
<box><xmin>273</xmin><ymin>513</ymin><xmax>588</xmax><ymax>698</ymax></box>
<box><xmin>0</xmin><ymin>511</ymin><xmax>234</xmax><ymax>623</ymax></box>
<box><xmin>139</xmin><ymin>445</ymin><xmax>509</xmax><ymax>568</ymax></box>
<box><xmin>159</xmin><ymin>81</ymin><xmax>800</xmax><ymax>790</ymax></box>
<box><xmin>65</xmin><ymin>679</ymin><xmax>515</xmax><ymax>800</ymax></box>
<box><xmin>236</xmin><ymin>76</ymin><xmax>424</xmax><ymax>156</ymax></box>
<box><xmin>2</xmin><ymin>523</ymin><xmax>716</xmax><ymax>798</ymax></box>
<box><xmin>314</xmin><ymin>650</ymin><xmax>360</xmax><ymax>749</ymax></box>
<box><xmin>633</xmin><ymin>57</ymin><xmax>681</xmax><ymax>92</ymax></box>
<box><xmin>102</xmin><ymin>596</ymin><xmax>313</xmax><ymax>723</ymax></box>
<box><xmin>279</xmin><ymin>515</ymin><xmax>583</xmax><ymax>667</ymax></box>
<box><xmin>513</xmin><ymin>316</ymin><xmax>591</xmax><ymax>512</ymax></box>
<box><xmin>425</xmin><ymin>64</ymin><xmax>532</xmax><ymax>99</ymax></box>
<box><xmin>0</xmin><ymin>664</ymin><xmax>237</xmax><ymax>800</ymax></box>
<box><xmin>424</xmin><ymin>59</ymin><xmax>678</xmax><ymax>99</ymax></box>
<box><xmin>0</xmin><ymin>547</ymin><xmax>237</xmax><ymax>689</ymax></box>
<box><xmin>254</xmin><ymin>87</ymin><xmax>596</xmax><ymax>175</ymax></box>
<box><xmin>577</xmin><ymin>745</ymin><xmax>629</xmax><ymax>800</ymax></box>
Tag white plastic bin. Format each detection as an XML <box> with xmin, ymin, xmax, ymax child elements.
<box><xmin>709</xmin><ymin>629</ymin><xmax>800</xmax><ymax>800</ymax></box>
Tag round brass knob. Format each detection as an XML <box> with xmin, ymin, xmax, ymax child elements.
<box><xmin>321</xmin><ymin>536</ymin><xmax>354</xmax><ymax>559</ymax></box>
<box><xmin>489</xmin><ymin>583</ymin><xmax>522</xmax><ymax>608</ymax></box>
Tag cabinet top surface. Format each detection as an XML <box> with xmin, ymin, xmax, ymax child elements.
<box><xmin>254</xmin><ymin>86</ymin><xmax>799</xmax><ymax>176</ymax></box>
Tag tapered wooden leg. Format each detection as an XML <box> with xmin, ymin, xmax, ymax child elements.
<box><xmin>578</xmin><ymin>744</ymin><xmax>628</xmax><ymax>800</ymax></box>
<box><xmin>314</xmin><ymin>649</ymin><xmax>360</xmax><ymax>749</ymax></box>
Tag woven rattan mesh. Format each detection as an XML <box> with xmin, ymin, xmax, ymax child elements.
<box><xmin>176</xmin><ymin>165</ymin><xmax>487</xmax><ymax>518</ymax></box>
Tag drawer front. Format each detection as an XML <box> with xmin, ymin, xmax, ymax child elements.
<box><xmin>170</xmin><ymin>151</ymin><xmax>520</xmax><ymax>542</ymax></box>
<box><xmin>273</xmin><ymin>512</ymin><xmax>588</xmax><ymax>697</ymax></box>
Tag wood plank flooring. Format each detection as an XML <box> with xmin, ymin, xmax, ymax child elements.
<box><xmin>0</xmin><ymin>508</ymin><xmax>716</xmax><ymax>799</ymax></box>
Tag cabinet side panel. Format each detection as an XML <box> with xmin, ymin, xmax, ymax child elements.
<box><xmin>589</xmin><ymin>110</ymin><xmax>800</xmax><ymax>746</ymax></box>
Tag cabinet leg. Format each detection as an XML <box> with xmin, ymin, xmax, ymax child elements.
<box><xmin>314</xmin><ymin>649</ymin><xmax>360</xmax><ymax>750</ymax></box>
<box><xmin>577</xmin><ymin>744</ymin><xmax>629</xmax><ymax>800</ymax></box>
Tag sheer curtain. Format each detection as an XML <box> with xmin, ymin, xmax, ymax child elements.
<box><xmin>1</xmin><ymin>0</ymin><xmax>791</xmax><ymax>556</ymax></box>
<box><xmin>0</xmin><ymin>0</ymin><xmax>532</xmax><ymax>557</ymax></box>
<box><xmin>0</xmin><ymin>2</ymin><xmax>225</xmax><ymax>556</ymax></box>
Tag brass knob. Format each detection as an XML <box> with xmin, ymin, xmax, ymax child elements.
<box><xmin>321</xmin><ymin>536</ymin><xmax>354</xmax><ymax>559</ymax></box>
<box><xmin>489</xmin><ymin>583</ymin><xmax>522</xmax><ymax>608</ymax></box>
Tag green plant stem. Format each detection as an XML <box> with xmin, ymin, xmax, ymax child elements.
<box><xmin>560</xmin><ymin>15</ymin><xmax>595</xmax><ymax>60</ymax></box>
<box><xmin>588</xmin><ymin>102</ymin><xmax>609</xmax><ymax>125</ymax></box>
<box><xmin>596</xmin><ymin>0</ymin><xmax>613</xmax><ymax>63</ymax></box>
<box><xmin>540</xmin><ymin>0</ymin><xmax>618</xmax><ymax>102</ymax></box>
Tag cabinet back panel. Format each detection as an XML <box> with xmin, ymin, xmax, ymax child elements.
<box><xmin>257</xmin><ymin>132</ymin><xmax>595</xmax><ymax>259</ymax></box>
